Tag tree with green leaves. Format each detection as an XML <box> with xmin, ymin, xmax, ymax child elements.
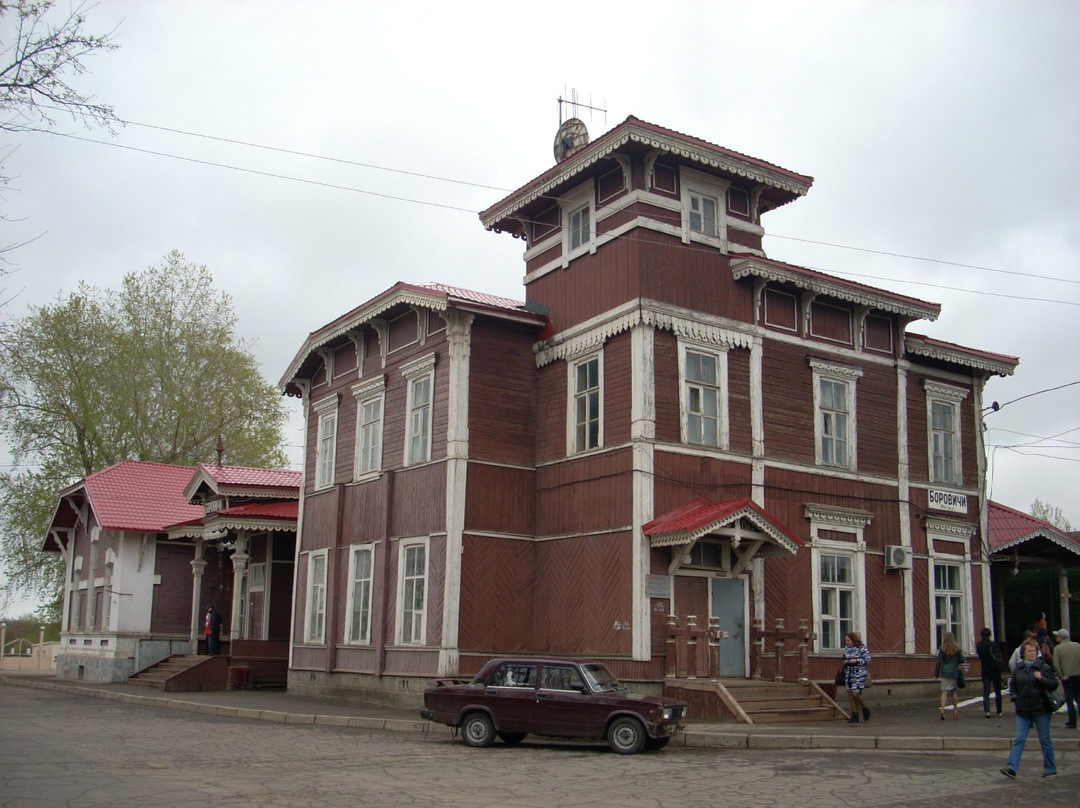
<box><xmin>1031</xmin><ymin>499</ymin><xmax>1073</xmax><ymax>533</ymax></box>
<box><xmin>0</xmin><ymin>251</ymin><xmax>289</xmax><ymax>618</ymax></box>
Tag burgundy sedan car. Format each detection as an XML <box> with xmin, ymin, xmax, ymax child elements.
<box><xmin>420</xmin><ymin>658</ymin><xmax>687</xmax><ymax>754</ymax></box>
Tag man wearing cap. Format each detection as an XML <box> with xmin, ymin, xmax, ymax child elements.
<box><xmin>1052</xmin><ymin>628</ymin><xmax>1079</xmax><ymax>728</ymax></box>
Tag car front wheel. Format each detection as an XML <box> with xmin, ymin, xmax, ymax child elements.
<box><xmin>607</xmin><ymin>716</ymin><xmax>646</xmax><ymax>755</ymax></box>
<box><xmin>461</xmin><ymin>712</ymin><xmax>495</xmax><ymax>748</ymax></box>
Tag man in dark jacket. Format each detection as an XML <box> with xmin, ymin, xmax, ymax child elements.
<box><xmin>1001</xmin><ymin>639</ymin><xmax>1059</xmax><ymax>779</ymax></box>
<box><xmin>205</xmin><ymin>605</ymin><xmax>223</xmax><ymax>656</ymax></box>
<box><xmin>976</xmin><ymin>627</ymin><xmax>1004</xmax><ymax>717</ymax></box>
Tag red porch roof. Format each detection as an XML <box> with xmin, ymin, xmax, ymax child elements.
<box><xmin>988</xmin><ymin>500</ymin><xmax>1080</xmax><ymax>556</ymax></box>
<box><xmin>644</xmin><ymin>497</ymin><xmax>803</xmax><ymax>554</ymax></box>
<box><xmin>66</xmin><ymin>460</ymin><xmax>203</xmax><ymax>534</ymax></box>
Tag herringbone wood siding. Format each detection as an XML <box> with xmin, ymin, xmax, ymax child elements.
<box><xmin>458</xmin><ymin>535</ymin><xmax>535</xmax><ymax>652</ymax></box>
<box><xmin>533</xmin><ymin>532</ymin><xmax>633</xmax><ymax>655</ymax></box>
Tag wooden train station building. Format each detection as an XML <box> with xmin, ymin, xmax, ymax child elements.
<box><xmin>280</xmin><ymin>116</ymin><xmax>1019</xmax><ymax>703</ymax></box>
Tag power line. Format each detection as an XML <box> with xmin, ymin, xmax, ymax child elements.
<box><xmin>984</xmin><ymin>380</ymin><xmax>1080</xmax><ymax>413</ymax></box>
<box><xmin>15</xmin><ymin>123</ymin><xmax>1080</xmax><ymax>308</ymax></box>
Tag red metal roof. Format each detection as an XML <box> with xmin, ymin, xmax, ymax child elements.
<box><xmin>216</xmin><ymin>501</ymin><xmax>298</xmax><ymax>520</ymax></box>
<box><xmin>74</xmin><ymin>460</ymin><xmax>203</xmax><ymax>533</ymax></box>
<box><xmin>988</xmin><ymin>500</ymin><xmax>1079</xmax><ymax>552</ymax></box>
<box><xmin>643</xmin><ymin>497</ymin><xmax>803</xmax><ymax>551</ymax></box>
<box><xmin>195</xmin><ymin>464</ymin><xmax>301</xmax><ymax>490</ymax></box>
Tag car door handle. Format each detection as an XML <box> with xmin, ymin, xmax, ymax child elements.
<box><xmin>536</xmin><ymin>692</ymin><xmax>550</xmax><ymax>699</ymax></box>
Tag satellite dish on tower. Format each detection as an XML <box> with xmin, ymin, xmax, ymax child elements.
<box><xmin>554</xmin><ymin>118</ymin><xmax>590</xmax><ymax>162</ymax></box>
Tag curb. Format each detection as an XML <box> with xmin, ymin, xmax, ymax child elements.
<box><xmin>2</xmin><ymin>676</ymin><xmax>1074</xmax><ymax>753</ymax></box>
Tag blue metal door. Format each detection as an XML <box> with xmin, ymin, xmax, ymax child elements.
<box><xmin>711</xmin><ymin>578</ymin><xmax>746</xmax><ymax>677</ymax></box>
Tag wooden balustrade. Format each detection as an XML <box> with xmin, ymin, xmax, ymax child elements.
<box><xmin>749</xmin><ymin>617</ymin><xmax>816</xmax><ymax>682</ymax></box>
<box><xmin>665</xmin><ymin>614</ymin><xmax>729</xmax><ymax>679</ymax></box>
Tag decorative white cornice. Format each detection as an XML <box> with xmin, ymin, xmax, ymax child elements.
<box><xmin>804</xmin><ymin>503</ymin><xmax>875</xmax><ymax>529</ymax></box>
<box><xmin>924</xmin><ymin>380</ymin><xmax>969</xmax><ymax>402</ymax></box>
<box><xmin>905</xmin><ymin>336</ymin><xmax>1018</xmax><ymax>377</ymax></box>
<box><xmin>534</xmin><ymin>299</ymin><xmax>754</xmax><ymax>367</ymax></box>
<box><xmin>312</xmin><ymin>393</ymin><xmax>339</xmax><ymax>414</ymax></box>
<box><xmin>401</xmin><ymin>352</ymin><xmax>437</xmax><ymax>380</ymax></box>
<box><xmin>648</xmin><ymin>505</ymin><xmax>801</xmax><ymax>556</ymax></box>
<box><xmin>808</xmin><ymin>357</ymin><xmax>865</xmax><ymax>380</ymax></box>
<box><xmin>352</xmin><ymin>375</ymin><xmax>386</xmax><ymax>399</ymax></box>
<box><xmin>482</xmin><ymin>121</ymin><xmax>812</xmax><ymax>232</ymax></box>
<box><xmin>992</xmin><ymin>530</ymin><xmax>1080</xmax><ymax>557</ymax></box>
<box><xmin>924</xmin><ymin>517</ymin><xmax>977</xmax><ymax>540</ymax></box>
<box><xmin>731</xmin><ymin>256</ymin><xmax>940</xmax><ymax>321</ymax></box>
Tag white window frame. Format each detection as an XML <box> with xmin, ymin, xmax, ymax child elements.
<box><xmin>561</xmin><ymin>181</ymin><xmax>595</xmax><ymax>262</ymax></box>
<box><xmin>931</xmin><ymin>560</ymin><xmax>965</xmax><ymax>650</ymax></box>
<box><xmin>680</xmin><ymin>167</ymin><xmax>729</xmax><ymax>250</ymax></box>
<box><xmin>925</xmin><ymin>381</ymin><xmax>967</xmax><ymax>486</ymax></box>
<box><xmin>345</xmin><ymin>543</ymin><xmax>376</xmax><ymax>645</ymax></box>
<box><xmin>566</xmin><ymin>350</ymin><xmax>603</xmax><ymax>455</ymax></box>
<box><xmin>352</xmin><ymin>377</ymin><xmax>386</xmax><ymax>481</ymax></box>
<box><xmin>679</xmin><ymin>341</ymin><xmax>729</xmax><ymax>449</ymax></box>
<box><xmin>313</xmin><ymin>394</ymin><xmax>340</xmax><ymax>490</ymax></box>
<box><xmin>305</xmin><ymin>549</ymin><xmax>328</xmax><ymax>644</ymax></box>
<box><xmin>397</xmin><ymin>538</ymin><xmax>429</xmax><ymax>645</ymax></box>
<box><xmin>809</xmin><ymin>359</ymin><xmax>863</xmax><ymax>470</ymax></box>
<box><xmin>806</xmin><ymin>504</ymin><xmax>872</xmax><ymax>653</ymax></box>
<box><xmin>401</xmin><ymin>353</ymin><xmax>436</xmax><ymax>466</ymax></box>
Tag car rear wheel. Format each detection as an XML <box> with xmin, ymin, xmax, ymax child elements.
<box><xmin>497</xmin><ymin>731</ymin><xmax>527</xmax><ymax>745</ymax></box>
<box><xmin>643</xmin><ymin>736</ymin><xmax>670</xmax><ymax>752</ymax></box>
<box><xmin>461</xmin><ymin>712</ymin><xmax>495</xmax><ymax>748</ymax></box>
<box><xmin>607</xmin><ymin>717</ymin><xmax>646</xmax><ymax>755</ymax></box>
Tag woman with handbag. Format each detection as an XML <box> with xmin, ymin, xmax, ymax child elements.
<box><xmin>842</xmin><ymin>632</ymin><xmax>871</xmax><ymax>724</ymax></box>
<box><xmin>935</xmin><ymin>632</ymin><xmax>965</xmax><ymax>720</ymax></box>
<box><xmin>1001</xmin><ymin>638</ymin><xmax>1059</xmax><ymax>779</ymax></box>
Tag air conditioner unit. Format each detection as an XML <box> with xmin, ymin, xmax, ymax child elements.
<box><xmin>884</xmin><ymin>545</ymin><xmax>911</xmax><ymax>570</ymax></box>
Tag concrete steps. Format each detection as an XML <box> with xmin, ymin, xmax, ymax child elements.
<box><xmin>128</xmin><ymin>655</ymin><xmax>205</xmax><ymax>689</ymax></box>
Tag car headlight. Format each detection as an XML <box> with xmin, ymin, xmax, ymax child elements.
<box><xmin>662</xmin><ymin>707</ymin><xmax>675</xmax><ymax>721</ymax></box>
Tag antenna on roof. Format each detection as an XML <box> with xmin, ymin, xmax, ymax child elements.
<box><xmin>215</xmin><ymin>435</ymin><xmax>224</xmax><ymax>467</ymax></box>
<box><xmin>558</xmin><ymin>88</ymin><xmax>607</xmax><ymax>127</ymax></box>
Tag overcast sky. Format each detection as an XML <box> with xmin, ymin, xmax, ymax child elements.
<box><xmin>2</xmin><ymin>1</ymin><xmax>1078</xmax><ymax>613</ymax></box>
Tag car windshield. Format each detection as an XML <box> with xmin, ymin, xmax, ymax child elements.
<box><xmin>580</xmin><ymin>663</ymin><xmax>624</xmax><ymax>692</ymax></box>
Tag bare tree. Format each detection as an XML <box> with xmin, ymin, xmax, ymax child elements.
<box><xmin>1030</xmin><ymin>499</ymin><xmax>1073</xmax><ymax>533</ymax></box>
<box><xmin>0</xmin><ymin>0</ymin><xmax>119</xmax><ymax>133</ymax></box>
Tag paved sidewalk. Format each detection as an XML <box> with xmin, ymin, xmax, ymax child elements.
<box><xmin>3</xmin><ymin>670</ymin><xmax>1078</xmax><ymax>753</ymax></box>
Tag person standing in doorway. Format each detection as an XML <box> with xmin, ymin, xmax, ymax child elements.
<box><xmin>205</xmin><ymin>604</ymin><xmax>223</xmax><ymax>656</ymax></box>
<box><xmin>977</xmin><ymin>627</ymin><xmax>1005</xmax><ymax>718</ymax></box>
<box><xmin>1001</xmin><ymin>638</ymin><xmax>1059</xmax><ymax>779</ymax></box>
<box><xmin>1052</xmin><ymin>628</ymin><xmax>1079</xmax><ymax>729</ymax></box>
<box><xmin>842</xmin><ymin>632</ymin><xmax>871</xmax><ymax>724</ymax></box>
<box><xmin>935</xmin><ymin>632</ymin><xmax>965</xmax><ymax>720</ymax></box>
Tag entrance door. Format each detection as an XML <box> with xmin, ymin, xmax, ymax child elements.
<box><xmin>711</xmin><ymin>578</ymin><xmax>747</xmax><ymax>677</ymax></box>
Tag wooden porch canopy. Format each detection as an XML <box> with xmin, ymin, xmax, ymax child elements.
<box><xmin>988</xmin><ymin>500</ymin><xmax>1080</xmax><ymax>568</ymax></box>
<box><xmin>644</xmin><ymin>497</ymin><xmax>804</xmax><ymax>577</ymax></box>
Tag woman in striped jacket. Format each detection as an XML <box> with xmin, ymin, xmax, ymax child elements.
<box><xmin>842</xmin><ymin>632</ymin><xmax>872</xmax><ymax>723</ymax></box>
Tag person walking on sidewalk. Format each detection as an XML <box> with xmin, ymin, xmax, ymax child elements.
<box><xmin>935</xmin><ymin>632</ymin><xmax>964</xmax><ymax>720</ymax></box>
<box><xmin>1052</xmin><ymin>628</ymin><xmax>1079</xmax><ymax>729</ymax></box>
<box><xmin>1001</xmin><ymin>638</ymin><xmax>1059</xmax><ymax>779</ymax></box>
<box><xmin>977</xmin><ymin>627</ymin><xmax>1005</xmax><ymax>718</ymax></box>
<box><xmin>842</xmin><ymin>632</ymin><xmax>871</xmax><ymax>724</ymax></box>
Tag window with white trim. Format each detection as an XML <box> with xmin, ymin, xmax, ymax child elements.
<box><xmin>819</xmin><ymin>553</ymin><xmax>855</xmax><ymax>650</ymax></box>
<box><xmin>680</xmin><ymin>344</ymin><xmax>728</xmax><ymax>448</ymax></box>
<box><xmin>680</xmin><ymin>167</ymin><xmax>729</xmax><ymax>248</ymax></box>
<box><xmin>810</xmin><ymin>359</ymin><xmax>862</xmax><ymax>470</ymax></box>
<box><xmin>345</xmin><ymin>544</ymin><xmax>375</xmax><ymax>644</ymax></box>
<box><xmin>398</xmin><ymin>540</ymin><xmax>427</xmax><ymax>645</ymax></box>
<box><xmin>689</xmin><ymin>192</ymin><xmax>718</xmax><ymax>237</ymax></box>
<box><xmin>806</xmin><ymin>504</ymin><xmax>871</xmax><ymax>652</ymax></box>
<box><xmin>313</xmin><ymin>395</ymin><xmax>339</xmax><ymax>489</ymax></box>
<box><xmin>401</xmin><ymin>354</ymin><xmax>435</xmax><ymax>466</ymax></box>
<box><xmin>568</xmin><ymin>352</ymin><xmax>602</xmax><ymax>454</ymax></box>
<box><xmin>561</xmin><ymin>182</ymin><xmax>594</xmax><ymax>260</ymax></box>
<box><xmin>933</xmin><ymin>562</ymin><xmax>963</xmax><ymax>648</ymax></box>
<box><xmin>305</xmin><ymin>550</ymin><xmax>328</xmax><ymax>644</ymax></box>
<box><xmin>353</xmin><ymin>377</ymin><xmax>385</xmax><ymax>479</ymax></box>
<box><xmin>925</xmin><ymin>382</ymin><xmax>967</xmax><ymax>486</ymax></box>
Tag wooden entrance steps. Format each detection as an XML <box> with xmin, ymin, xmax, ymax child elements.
<box><xmin>665</xmin><ymin>678</ymin><xmax>847</xmax><ymax>724</ymax></box>
<box><xmin>127</xmin><ymin>654</ymin><xmax>208</xmax><ymax>690</ymax></box>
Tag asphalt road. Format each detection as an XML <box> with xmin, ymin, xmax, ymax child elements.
<box><xmin>1</xmin><ymin>686</ymin><xmax>1075</xmax><ymax>808</ymax></box>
